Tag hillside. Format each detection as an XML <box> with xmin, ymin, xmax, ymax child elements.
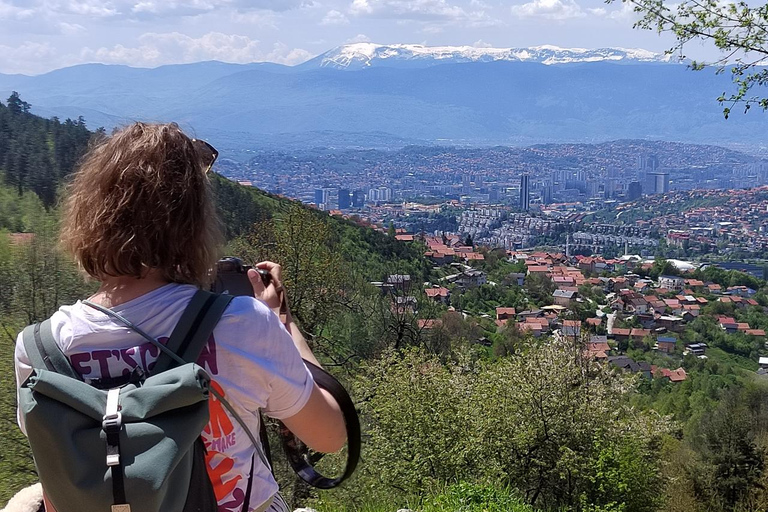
<box><xmin>4</xmin><ymin>99</ymin><xmax>768</xmax><ymax>512</ymax></box>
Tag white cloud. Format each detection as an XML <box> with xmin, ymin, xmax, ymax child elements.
<box><xmin>345</xmin><ymin>33</ymin><xmax>371</xmax><ymax>43</ymax></box>
<box><xmin>0</xmin><ymin>1</ymin><xmax>36</xmax><ymax>20</ymax></box>
<box><xmin>510</xmin><ymin>0</ymin><xmax>586</xmax><ymax>20</ymax></box>
<box><xmin>0</xmin><ymin>41</ymin><xmax>58</xmax><ymax>74</ymax></box>
<box><xmin>263</xmin><ymin>42</ymin><xmax>313</xmax><ymax>64</ymax></box>
<box><xmin>77</xmin><ymin>32</ymin><xmax>312</xmax><ymax>67</ymax></box>
<box><xmin>321</xmin><ymin>9</ymin><xmax>349</xmax><ymax>24</ymax></box>
<box><xmin>347</xmin><ymin>0</ymin><xmax>501</xmax><ymax>31</ymax></box>
<box><xmin>349</xmin><ymin>0</ymin><xmax>470</xmax><ymax>20</ymax></box>
<box><xmin>605</xmin><ymin>2</ymin><xmax>638</xmax><ymax>20</ymax></box>
<box><xmin>473</xmin><ymin>39</ymin><xmax>492</xmax><ymax>48</ymax></box>
<box><xmin>60</xmin><ymin>0</ymin><xmax>119</xmax><ymax>17</ymax></box>
<box><xmin>349</xmin><ymin>0</ymin><xmax>373</xmax><ymax>15</ymax></box>
<box><xmin>59</xmin><ymin>21</ymin><xmax>86</xmax><ymax>34</ymax></box>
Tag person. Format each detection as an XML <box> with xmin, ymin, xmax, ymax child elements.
<box><xmin>13</xmin><ymin>122</ymin><xmax>346</xmax><ymax>512</ymax></box>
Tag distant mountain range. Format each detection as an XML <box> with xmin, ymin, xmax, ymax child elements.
<box><xmin>302</xmin><ymin>43</ymin><xmax>672</xmax><ymax>70</ymax></box>
<box><xmin>0</xmin><ymin>43</ymin><xmax>764</xmax><ymax>153</ymax></box>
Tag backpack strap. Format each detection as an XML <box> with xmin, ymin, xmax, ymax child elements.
<box><xmin>84</xmin><ymin>290</ymin><xmax>274</xmax><ymax>476</ymax></box>
<box><xmin>153</xmin><ymin>290</ymin><xmax>234</xmax><ymax>373</ymax></box>
<box><xmin>21</xmin><ymin>320</ymin><xmax>81</xmax><ymax>380</ymax></box>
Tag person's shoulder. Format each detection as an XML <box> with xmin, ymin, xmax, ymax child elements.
<box><xmin>221</xmin><ymin>295</ymin><xmax>274</xmax><ymax>323</ymax></box>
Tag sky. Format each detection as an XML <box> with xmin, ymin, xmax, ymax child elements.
<box><xmin>0</xmin><ymin>0</ymin><xmax>698</xmax><ymax>75</ymax></box>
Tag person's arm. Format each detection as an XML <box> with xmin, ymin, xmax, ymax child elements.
<box><xmin>248</xmin><ymin>262</ymin><xmax>346</xmax><ymax>453</ymax></box>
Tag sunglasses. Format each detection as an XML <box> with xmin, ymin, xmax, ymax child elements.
<box><xmin>191</xmin><ymin>138</ymin><xmax>218</xmax><ymax>173</ymax></box>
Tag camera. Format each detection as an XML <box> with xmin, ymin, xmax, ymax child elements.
<box><xmin>212</xmin><ymin>257</ymin><xmax>270</xmax><ymax>297</ymax></box>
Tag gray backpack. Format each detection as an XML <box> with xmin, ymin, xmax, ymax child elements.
<box><xmin>18</xmin><ymin>290</ymin><xmax>234</xmax><ymax>512</ymax></box>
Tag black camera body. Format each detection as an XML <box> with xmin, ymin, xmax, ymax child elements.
<box><xmin>213</xmin><ymin>257</ymin><xmax>270</xmax><ymax>297</ymax></box>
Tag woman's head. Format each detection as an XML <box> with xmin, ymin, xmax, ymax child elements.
<box><xmin>60</xmin><ymin>122</ymin><xmax>222</xmax><ymax>287</ymax></box>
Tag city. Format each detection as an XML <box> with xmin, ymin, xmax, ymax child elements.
<box><xmin>220</xmin><ymin>139</ymin><xmax>768</xmax><ymax>262</ymax></box>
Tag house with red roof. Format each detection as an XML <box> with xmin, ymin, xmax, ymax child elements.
<box><xmin>496</xmin><ymin>307</ymin><xmax>517</xmax><ymax>321</ymax></box>
<box><xmin>418</xmin><ymin>319</ymin><xmax>442</xmax><ymax>330</ymax></box>
<box><xmin>652</xmin><ymin>366</ymin><xmax>687</xmax><ymax>382</ymax></box>
<box><xmin>585</xmin><ymin>337</ymin><xmax>611</xmax><ymax>360</ymax></box>
<box><xmin>8</xmin><ymin>232</ymin><xmax>34</xmax><ymax>245</ymax></box>
<box><xmin>425</xmin><ymin>287</ymin><xmax>451</xmax><ymax>304</ymax></box>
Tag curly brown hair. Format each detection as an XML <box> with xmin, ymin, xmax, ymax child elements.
<box><xmin>60</xmin><ymin>122</ymin><xmax>222</xmax><ymax>287</ymax></box>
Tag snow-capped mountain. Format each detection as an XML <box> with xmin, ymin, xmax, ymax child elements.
<box><xmin>304</xmin><ymin>43</ymin><xmax>673</xmax><ymax>70</ymax></box>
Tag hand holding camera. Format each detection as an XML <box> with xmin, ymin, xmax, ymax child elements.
<box><xmin>214</xmin><ymin>257</ymin><xmax>289</xmax><ymax>321</ymax></box>
<box><xmin>247</xmin><ymin>262</ymin><xmax>288</xmax><ymax>319</ymax></box>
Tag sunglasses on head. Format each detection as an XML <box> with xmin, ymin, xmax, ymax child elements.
<box><xmin>191</xmin><ymin>138</ymin><xmax>218</xmax><ymax>173</ymax></box>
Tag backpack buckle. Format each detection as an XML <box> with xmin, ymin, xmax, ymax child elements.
<box><xmin>103</xmin><ymin>412</ymin><xmax>123</xmax><ymax>466</ymax></box>
<box><xmin>102</xmin><ymin>412</ymin><xmax>122</xmax><ymax>432</ymax></box>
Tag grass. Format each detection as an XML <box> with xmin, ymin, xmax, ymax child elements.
<box><xmin>308</xmin><ymin>483</ymin><xmax>535</xmax><ymax>512</ymax></box>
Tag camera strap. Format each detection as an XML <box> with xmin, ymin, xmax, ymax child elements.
<box><xmin>276</xmin><ymin>360</ymin><xmax>361</xmax><ymax>489</ymax></box>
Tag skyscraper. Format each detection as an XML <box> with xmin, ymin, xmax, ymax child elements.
<box><xmin>352</xmin><ymin>190</ymin><xmax>365</xmax><ymax>207</ymax></box>
<box><xmin>520</xmin><ymin>174</ymin><xmax>530</xmax><ymax>211</ymax></box>
<box><xmin>338</xmin><ymin>188</ymin><xmax>351</xmax><ymax>209</ymax></box>
<box><xmin>655</xmin><ymin>172</ymin><xmax>670</xmax><ymax>194</ymax></box>
<box><xmin>542</xmin><ymin>180</ymin><xmax>553</xmax><ymax>205</ymax></box>
<box><xmin>627</xmin><ymin>181</ymin><xmax>642</xmax><ymax>200</ymax></box>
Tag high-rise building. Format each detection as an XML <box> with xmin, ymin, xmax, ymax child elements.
<box><xmin>314</xmin><ymin>187</ymin><xmax>333</xmax><ymax>209</ymax></box>
<box><xmin>338</xmin><ymin>188</ymin><xmax>351</xmax><ymax>209</ymax></box>
<box><xmin>542</xmin><ymin>181</ymin><xmax>553</xmax><ymax>205</ymax></box>
<box><xmin>654</xmin><ymin>172</ymin><xmax>670</xmax><ymax>194</ymax></box>
<box><xmin>352</xmin><ymin>190</ymin><xmax>365</xmax><ymax>207</ymax></box>
<box><xmin>638</xmin><ymin>155</ymin><xmax>660</xmax><ymax>171</ymax></box>
<box><xmin>368</xmin><ymin>186</ymin><xmax>393</xmax><ymax>203</ymax></box>
<box><xmin>520</xmin><ymin>174</ymin><xmax>530</xmax><ymax>211</ymax></box>
<box><xmin>462</xmin><ymin>174</ymin><xmax>472</xmax><ymax>193</ymax></box>
<box><xmin>644</xmin><ymin>171</ymin><xmax>670</xmax><ymax>195</ymax></box>
<box><xmin>627</xmin><ymin>181</ymin><xmax>642</xmax><ymax>200</ymax></box>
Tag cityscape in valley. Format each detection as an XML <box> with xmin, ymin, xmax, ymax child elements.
<box><xmin>223</xmin><ymin>139</ymin><xmax>768</xmax><ymax>260</ymax></box>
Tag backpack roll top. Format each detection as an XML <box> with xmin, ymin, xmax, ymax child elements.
<box><xmin>19</xmin><ymin>363</ymin><xmax>212</xmax><ymax>512</ymax></box>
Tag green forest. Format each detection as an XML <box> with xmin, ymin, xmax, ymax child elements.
<box><xmin>2</xmin><ymin>94</ymin><xmax>768</xmax><ymax>512</ymax></box>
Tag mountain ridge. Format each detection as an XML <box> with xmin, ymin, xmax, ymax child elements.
<box><xmin>0</xmin><ymin>45</ymin><xmax>760</xmax><ymax>149</ymax></box>
<box><xmin>302</xmin><ymin>42</ymin><xmax>674</xmax><ymax>70</ymax></box>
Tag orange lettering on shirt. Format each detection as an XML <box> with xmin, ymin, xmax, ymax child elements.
<box><xmin>205</xmin><ymin>451</ymin><xmax>243</xmax><ymax>502</ymax></box>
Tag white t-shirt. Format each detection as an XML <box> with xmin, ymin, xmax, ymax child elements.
<box><xmin>14</xmin><ymin>283</ymin><xmax>314</xmax><ymax>512</ymax></box>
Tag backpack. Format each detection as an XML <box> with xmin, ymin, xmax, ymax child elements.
<box><xmin>18</xmin><ymin>290</ymin><xmax>234</xmax><ymax>512</ymax></box>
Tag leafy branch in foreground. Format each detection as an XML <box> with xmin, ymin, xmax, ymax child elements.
<box><xmin>613</xmin><ymin>0</ymin><xmax>768</xmax><ymax>117</ymax></box>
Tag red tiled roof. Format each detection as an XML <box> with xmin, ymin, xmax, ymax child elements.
<box><xmin>418</xmin><ymin>319</ymin><xmax>441</xmax><ymax>329</ymax></box>
<box><xmin>8</xmin><ymin>232</ymin><xmax>34</xmax><ymax>245</ymax></box>
<box><xmin>652</xmin><ymin>366</ymin><xmax>687</xmax><ymax>382</ymax></box>
<box><xmin>425</xmin><ymin>287</ymin><xmax>450</xmax><ymax>298</ymax></box>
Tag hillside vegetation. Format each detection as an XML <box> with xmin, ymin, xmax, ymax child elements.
<box><xmin>3</xmin><ymin>95</ymin><xmax>768</xmax><ymax>512</ymax></box>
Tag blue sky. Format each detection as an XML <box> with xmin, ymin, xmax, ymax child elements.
<box><xmin>0</xmin><ymin>0</ymin><xmax>699</xmax><ymax>75</ymax></box>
